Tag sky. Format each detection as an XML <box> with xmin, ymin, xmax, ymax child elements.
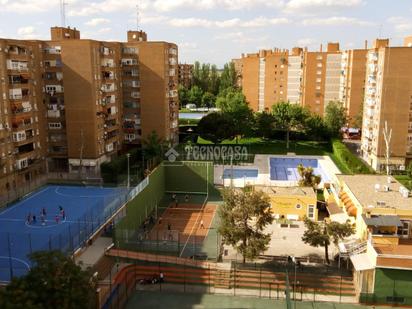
<box><xmin>0</xmin><ymin>0</ymin><xmax>412</xmax><ymax>67</ymax></box>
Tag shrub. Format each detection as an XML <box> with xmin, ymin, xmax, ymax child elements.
<box><xmin>331</xmin><ymin>139</ymin><xmax>373</xmax><ymax>174</ymax></box>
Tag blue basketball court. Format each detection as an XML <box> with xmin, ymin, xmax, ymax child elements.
<box><xmin>0</xmin><ymin>185</ymin><xmax>129</xmax><ymax>283</ymax></box>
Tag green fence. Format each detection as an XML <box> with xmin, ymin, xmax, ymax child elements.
<box><xmin>360</xmin><ymin>268</ymin><xmax>412</xmax><ymax>306</ymax></box>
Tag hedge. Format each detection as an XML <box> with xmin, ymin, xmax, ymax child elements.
<box><xmin>331</xmin><ymin>138</ymin><xmax>373</xmax><ymax>174</ymax></box>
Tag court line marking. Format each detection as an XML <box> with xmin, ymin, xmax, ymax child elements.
<box><xmin>54</xmin><ymin>187</ymin><xmax>124</xmax><ymax>198</ymax></box>
<box><xmin>0</xmin><ymin>256</ymin><xmax>31</xmax><ymax>271</ymax></box>
<box><xmin>0</xmin><ymin>187</ymin><xmax>50</xmax><ymax>216</ymax></box>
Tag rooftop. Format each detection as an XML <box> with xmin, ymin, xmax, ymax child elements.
<box><xmin>254</xmin><ymin>185</ymin><xmax>316</xmax><ymax>197</ymax></box>
<box><xmin>375</xmin><ymin>240</ymin><xmax>412</xmax><ymax>270</ymax></box>
<box><xmin>338</xmin><ymin>175</ymin><xmax>411</xmax><ymax>210</ymax></box>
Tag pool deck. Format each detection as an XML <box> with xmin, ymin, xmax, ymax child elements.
<box><xmin>214</xmin><ymin>154</ymin><xmax>341</xmax><ymax>188</ymax></box>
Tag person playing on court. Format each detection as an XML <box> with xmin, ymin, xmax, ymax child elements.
<box><xmin>40</xmin><ymin>213</ymin><xmax>46</xmax><ymax>226</ymax></box>
<box><xmin>41</xmin><ymin>207</ymin><xmax>46</xmax><ymax>216</ymax></box>
<box><xmin>26</xmin><ymin>213</ymin><xmax>32</xmax><ymax>225</ymax></box>
<box><xmin>175</xmin><ymin>198</ymin><xmax>178</xmax><ymax>208</ymax></box>
<box><xmin>59</xmin><ymin>205</ymin><xmax>63</xmax><ymax>212</ymax></box>
<box><xmin>55</xmin><ymin>215</ymin><xmax>60</xmax><ymax>224</ymax></box>
<box><xmin>185</xmin><ymin>194</ymin><xmax>189</xmax><ymax>202</ymax></box>
<box><xmin>61</xmin><ymin>209</ymin><xmax>66</xmax><ymax>220</ymax></box>
<box><xmin>158</xmin><ymin>216</ymin><xmax>162</xmax><ymax>225</ymax></box>
<box><xmin>200</xmin><ymin>219</ymin><xmax>204</xmax><ymax>229</ymax></box>
<box><xmin>167</xmin><ymin>223</ymin><xmax>171</xmax><ymax>231</ymax></box>
<box><xmin>32</xmin><ymin>215</ymin><xmax>37</xmax><ymax>224</ymax></box>
<box><xmin>171</xmin><ymin>193</ymin><xmax>176</xmax><ymax>201</ymax></box>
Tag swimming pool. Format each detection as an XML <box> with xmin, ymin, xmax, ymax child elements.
<box><xmin>223</xmin><ymin>169</ymin><xmax>258</xmax><ymax>179</ymax></box>
<box><xmin>269</xmin><ymin>157</ymin><xmax>330</xmax><ymax>182</ymax></box>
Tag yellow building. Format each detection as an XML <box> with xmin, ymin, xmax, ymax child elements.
<box><xmin>255</xmin><ymin>186</ymin><xmax>318</xmax><ymax>221</ymax></box>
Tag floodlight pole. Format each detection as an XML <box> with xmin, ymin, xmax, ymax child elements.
<box><xmin>126</xmin><ymin>153</ymin><xmax>131</xmax><ymax>188</ymax></box>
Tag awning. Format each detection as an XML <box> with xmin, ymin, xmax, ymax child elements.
<box><xmin>350</xmin><ymin>253</ymin><xmax>375</xmax><ymax>271</ymax></box>
<box><xmin>362</xmin><ymin>215</ymin><xmax>403</xmax><ymax>227</ymax></box>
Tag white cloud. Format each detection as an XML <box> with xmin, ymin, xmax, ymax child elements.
<box><xmin>152</xmin><ymin>0</ymin><xmax>283</xmax><ymax>11</ymax></box>
<box><xmin>284</xmin><ymin>0</ymin><xmax>363</xmax><ymax>13</ymax></box>
<box><xmin>97</xmin><ymin>27</ymin><xmax>112</xmax><ymax>33</ymax></box>
<box><xmin>16</xmin><ymin>26</ymin><xmax>39</xmax><ymax>39</ymax></box>
<box><xmin>179</xmin><ymin>42</ymin><xmax>198</xmax><ymax>49</ymax></box>
<box><xmin>68</xmin><ymin>0</ymin><xmax>136</xmax><ymax>16</ymax></box>
<box><xmin>387</xmin><ymin>16</ymin><xmax>412</xmax><ymax>33</ymax></box>
<box><xmin>214</xmin><ymin>31</ymin><xmax>269</xmax><ymax>44</ymax></box>
<box><xmin>302</xmin><ymin>17</ymin><xmax>374</xmax><ymax>26</ymax></box>
<box><xmin>167</xmin><ymin>16</ymin><xmax>289</xmax><ymax>28</ymax></box>
<box><xmin>0</xmin><ymin>0</ymin><xmax>60</xmax><ymax>13</ymax></box>
<box><xmin>296</xmin><ymin>37</ymin><xmax>317</xmax><ymax>46</ymax></box>
<box><xmin>85</xmin><ymin>18</ymin><xmax>110</xmax><ymax>26</ymax></box>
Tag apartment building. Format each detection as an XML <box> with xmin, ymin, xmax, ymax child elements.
<box><xmin>236</xmin><ymin>43</ymin><xmax>368</xmax><ymax>121</ymax></box>
<box><xmin>339</xmin><ymin>48</ymin><xmax>367</xmax><ymax>125</ymax></box>
<box><xmin>0</xmin><ymin>26</ymin><xmax>178</xmax><ymax>197</ymax></box>
<box><xmin>178</xmin><ymin>63</ymin><xmax>193</xmax><ymax>88</ymax></box>
<box><xmin>239</xmin><ymin>49</ymin><xmax>289</xmax><ymax>111</ymax></box>
<box><xmin>361</xmin><ymin>39</ymin><xmax>412</xmax><ymax>171</ymax></box>
<box><xmin>286</xmin><ymin>47</ymin><xmax>304</xmax><ymax>104</ymax></box>
<box><xmin>301</xmin><ymin>43</ymin><xmax>341</xmax><ymax>115</ymax></box>
<box><xmin>0</xmin><ymin>40</ymin><xmax>47</xmax><ymax>197</ymax></box>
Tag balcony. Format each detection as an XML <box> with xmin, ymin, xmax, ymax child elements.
<box><xmin>101</xmin><ymin>60</ymin><xmax>115</xmax><ymax>68</ymax></box>
<box><xmin>7</xmin><ymin>60</ymin><xmax>29</xmax><ymax>72</ymax></box>
<box><xmin>121</xmin><ymin>59</ymin><xmax>138</xmax><ymax>66</ymax></box>
<box><xmin>101</xmin><ymin>84</ymin><xmax>116</xmax><ymax>93</ymax></box>
<box><xmin>102</xmin><ymin>71</ymin><xmax>115</xmax><ymax>80</ymax></box>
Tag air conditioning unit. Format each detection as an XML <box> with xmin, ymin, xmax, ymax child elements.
<box><xmin>374</xmin><ymin>184</ymin><xmax>380</xmax><ymax>192</ymax></box>
<box><xmin>383</xmin><ymin>185</ymin><xmax>389</xmax><ymax>192</ymax></box>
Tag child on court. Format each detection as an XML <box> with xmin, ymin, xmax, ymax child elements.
<box><xmin>55</xmin><ymin>215</ymin><xmax>60</xmax><ymax>224</ymax></box>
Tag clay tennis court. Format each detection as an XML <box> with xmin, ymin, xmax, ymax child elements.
<box><xmin>149</xmin><ymin>202</ymin><xmax>217</xmax><ymax>245</ymax></box>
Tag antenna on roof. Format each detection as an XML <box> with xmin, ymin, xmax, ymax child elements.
<box><xmin>60</xmin><ymin>0</ymin><xmax>68</xmax><ymax>27</ymax></box>
<box><xmin>136</xmin><ymin>2</ymin><xmax>140</xmax><ymax>31</ymax></box>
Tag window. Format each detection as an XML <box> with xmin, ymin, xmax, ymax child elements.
<box><xmin>308</xmin><ymin>205</ymin><xmax>315</xmax><ymax>219</ymax></box>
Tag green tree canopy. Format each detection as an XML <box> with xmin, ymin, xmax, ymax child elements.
<box><xmin>219</xmin><ymin>62</ymin><xmax>238</xmax><ymax>92</ymax></box>
<box><xmin>216</xmin><ymin>89</ymin><xmax>254</xmax><ymax>140</ymax></box>
<box><xmin>187</xmin><ymin>85</ymin><xmax>203</xmax><ymax>106</ymax></box>
<box><xmin>305</xmin><ymin>114</ymin><xmax>330</xmax><ymax>141</ymax></box>
<box><xmin>297</xmin><ymin>164</ymin><xmax>321</xmax><ymax>187</ymax></box>
<box><xmin>142</xmin><ymin>130</ymin><xmax>165</xmax><ymax>160</ymax></box>
<box><xmin>219</xmin><ymin>187</ymin><xmax>274</xmax><ymax>263</ymax></box>
<box><xmin>302</xmin><ymin>218</ymin><xmax>355</xmax><ymax>264</ymax></box>
<box><xmin>197</xmin><ymin>112</ymin><xmax>235</xmax><ymax>144</ymax></box>
<box><xmin>324</xmin><ymin>101</ymin><xmax>347</xmax><ymax>137</ymax></box>
<box><xmin>0</xmin><ymin>251</ymin><xmax>96</xmax><ymax>309</ymax></box>
<box><xmin>201</xmin><ymin>92</ymin><xmax>216</xmax><ymax>108</ymax></box>
<box><xmin>255</xmin><ymin>111</ymin><xmax>276</xmax><ymax>139</ymax></box>
<box><xmin>178</xmin><ymin>84</ymin><xmax>189</xmax><ymax>108</ymax></box>
<box><xmin>272</xmin><ymin>102</ymin><xmax>308</xmax><ymax>149</ymax></box>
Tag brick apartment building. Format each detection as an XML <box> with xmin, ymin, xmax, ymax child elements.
<box><xmin>0</xmin><ymin>26</ymin><xmax>178</xmax><ymax>197</ymax></box>
<box><xmin>178</xmin><ymin>63</ymin><xmax>193</xmax><ymax>88</ymax></box>
<box><xmin>361</xmin><ymin>39</ymin><xmax>412</xmax><ymax>171</ymax></box>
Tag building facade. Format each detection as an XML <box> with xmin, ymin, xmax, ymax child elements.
<box><xmin>361</xmin><ymin>39</ymin><xmax>412</xmax><ymax>171</ymax></box>
<box><xmin>0</xmin><ymin>26</ymin><xmax>178</xmax><ymax>198</ymax></box>
<box><xmin>178</xmin><ymin>63</ymin><xmax>193</xmax><ymax>88</ymax></box>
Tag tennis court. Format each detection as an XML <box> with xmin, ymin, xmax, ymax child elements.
<box><xmin>0</xmin><ymin>184</ymin><xmax>129</xmax><ymax>282</ymax></box>
<box><xmin>151</xmin><ymin>194</ymin><xmax>217</xmax><ymax>255</ymax></box>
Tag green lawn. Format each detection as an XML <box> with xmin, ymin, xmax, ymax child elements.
<box><xmin>394</xmin><ymin>175</ymin><xmax>412</xmax><ymax>190</ymax></box>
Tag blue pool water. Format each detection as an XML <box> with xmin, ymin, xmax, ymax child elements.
<box><xmin>223</xmin><ymin>169</ymin><xmax>258</xmax><ymax>179</ymax></box>
<box><xmin>269</xmin><ymin>157</ymin><xmax>330</xmax><ymax>182</ymax></box>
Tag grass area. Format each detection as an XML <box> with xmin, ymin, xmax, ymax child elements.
<box><xmin>394</xmin><ymin>175</ymin><xmax>412</xmax><ymax>190</ymax></box>
<box><xmin>179</xmin><ymin>119</ymin><xmax>200</xmax><ymax>126</ymax></box>
<box><xmin>331</xmin><ymin>139</ymin><xmax>374</xmax><ymax>175</ymax></box>
<box><xmin>126</xmin><ymin>290</ymin><xmax>384</xmax><ymax>309</ymax></box>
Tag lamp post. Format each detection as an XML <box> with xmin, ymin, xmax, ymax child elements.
<box><xmin>126</xmin><ymin>153</ymin><xmax>130</xmax><ymax>188</ymax></box>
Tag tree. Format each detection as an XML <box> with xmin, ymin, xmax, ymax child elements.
<box><xmin>219</xmin><ymin>62</ymin><xmax>238</xmax><ymax>92</ymax></box>
<box><xmin>188</xmin><ymin>85</ymin><xmax>203</xmax><ymax>106</ymax></box>
<box><xmin>216</xmin><ymin>88</ymin><xmax>254</xmax><ymax>141</ymax></box>
<box><xmin>178</xmin><ymin>85</ymin><xmax>189</xmax><ymax>108</ymax></box>
<box><xmin>218</xmin><ymin>187</ymin><xmax>274</xmax><ymax>263</ymax></box>
<box><xmin>297</xmin><ymin>164</ymin><xmax>321</xmax><ymax>187</ymax></box>
<box><xmin>272</xmin><ymin>102</ymin><xmax>307</xmax><ymax>149</ymax></box>
<box><xmin>0</xmin><ymin>251</ymin><xmax>96</xmax><ymax>309</ymax></box>
<box><xmin>255</xmin><ymin>111</ymin><xmax>276</xmax><ymax>139</ymax></box>
<box><xmin>305</xmin><ymin>114</ymin><xmax>330</xmax><ymax>141</ymax></box>
<box><xmin>201</xmin><ymin>92</ymin><xmax>216</xmax><ymax>108</ymax></box>
<box><xmin>324</xmin><ymin>101</ymin><xmax>347</xmax><ymax>137</ymax></box>
<box><xmin>209</xmin><ymin>64</ymin><xmax>220</xmax><ymax>95</ymax></box>
<box><xmin>407</xmin><ymin>161</ymin><xmax>412</xmax><ymax>179</ymax></box>
<box><xmin>142</xmin><ymin>130</ymin><xmax>164</xmax><ymax>160</ymax></box>
<box><xmin>352</xmin><ymin>101</ymin><xmax>363</xmax><ymax>129</ymax></box>
<box><xmin>197</xmin><ymin>112</ymin><xmax>235</xmax><ymax>144</ymax></box>
<box><xmin>302</xmin><ymin>218</ymin><xmax>355</xmax><ymax>264</ymax></box>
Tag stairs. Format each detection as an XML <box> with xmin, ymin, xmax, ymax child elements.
<box><xmin>213</xmin><ymin>263</ymin><xmax>232</xmax><ymax>289</ymax></box>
